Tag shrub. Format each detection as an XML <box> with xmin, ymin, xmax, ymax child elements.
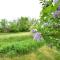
<box><xmin>39</xmin><ymin>0</ymin><xmax>60</xmax><ymax>49</ymax></box>
<box><xmin>0</xmin><ymin>40</ymin><xmax>44</xmax><ymax>56</ymax></box>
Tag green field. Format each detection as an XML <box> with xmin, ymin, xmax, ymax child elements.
<box><xmin>0</xmin><ymin>32</ymin><xmax>60</xmax><ymax>60</ymax></box>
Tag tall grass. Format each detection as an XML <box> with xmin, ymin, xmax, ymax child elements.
<box><xmin>0</xmin><ymin>33</ymin><xmax>44</xmax><ymax>57</ymax></box>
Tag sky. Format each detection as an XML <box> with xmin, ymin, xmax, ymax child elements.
<box><xmin>0</xmin><ymin>0</ymin><xmax>42</xmax><ymax>21</ymax></box>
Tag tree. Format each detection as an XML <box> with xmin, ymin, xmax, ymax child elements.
<box><xmin>39</xmin><ymin>0</ymin><xmax>60</xmax><ymax>49</ymax></box>
<box><xmin>0</xmin><ymin>19</ymin><xmax>8</xmax><ymax>32</ymax></box>
<box><xmin>9</xmin><ymin>20</ymin><xmax>19</xmax><ymax>32</ymax></box>
<box><xmin>17</xmin><ymin>17</ymin><xmax>30</xmax><ymax>32</ymax></box>
<box><xmin>30</xmin><ymin>18</ymin><xmax>40</xmax><ymax>30</ymax></box>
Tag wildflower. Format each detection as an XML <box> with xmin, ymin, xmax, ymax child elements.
<box><xmin>57</xmin><ymin>5</ymin><xmax>60</xmax><ymax>11</ymax></box>
<box><xmin>53</xmin><ymin>11</ymin><xmax>60</xmax><ymax>18</ymax></box>
<box><xmin>53</xmin><ymin>11</ymin><xmax>58</xmax><ymax>18</ymax></box>
<box><xmin>53</xmin><ymin>5</ymin><xmax>60</xmax><ymax>18</ymax></box>
<box><xmin>33</xmin><ymin>32</ymin><xmax>42</xmax><ymax>41</ymax></box>
<box><xmin>53</xmin><ymin>0</ymin><xmax>58</xmax><ymax>3</ymax></box>
<box><xmin>31</xmin><ymin>29</ymin><xmax>37</xmax><ymax>33</ymax></box>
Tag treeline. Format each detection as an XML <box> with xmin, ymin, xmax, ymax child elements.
<box><xmin>0</xmin><ymin>17</ymin><xmax>39</xmax><ymax>32</ymax></box>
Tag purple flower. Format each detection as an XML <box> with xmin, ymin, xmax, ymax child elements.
<box><xmin>53</xmin><ymin>11</ymin><xmax>60</xmax><ymax>18</ymax></box>
<box><xmin>31</xmin><ymin>29</ymin><xmax>37</xmax><ymax>33</ymax></box>
<box><xmin>57</xmin><ymin>5</ymin><xmax>60</xmax><ymax>11</ymax></box>
<box><xmin>33</xmin><ymin>32</ymin><xmax>42</xmax><ymax>41</ymax></box>
<box><xmin>53</xmin><ymin>0</ymin><xmax>58</xmax><ymax>3</ymax></box>
<box><xmin>53</xmin><ymin>11</ymin><xmax>57</xmax><ymax>18</ymax></box>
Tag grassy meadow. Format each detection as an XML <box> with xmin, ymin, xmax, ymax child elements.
<box><xmin>0</xmin><ymin>32</ymin><xmax>60</xmax><ymax>60</ymax></box>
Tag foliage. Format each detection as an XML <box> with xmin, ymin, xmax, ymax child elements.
<box><xmin>17</xmin><ymin>17</ymin><xmax>30</xmax><ymax>32</ymax></box>
<box><xmin>9</xmin><ymin>20</ymin><xmax>19</xmax><ymax>32</ymax></box>
<box><xmin>39</xmin><ymin>0</ymin><xmax>60</xmax><ymax>50</ymax></box>
<box><xmin>0</xmin><ymin>17</ymin><xmax>33</xmax><ymax>32</ymax></box>
<box><xmin>30</xmin><ymin>18</ymin><xmax>39</xmax><ymax>30</ymax></box>
<box><xmin>0</xmin><ymin>33</ymin><xmax>44</xmax><ymax>56</ymax></box>
<box><xmin>0</xmin><ymin>19</ymin><xmax>8</xmax><ymax>32</ymax></box>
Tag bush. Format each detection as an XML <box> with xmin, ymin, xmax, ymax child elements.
<box><xmin>0</xmin><ymin>40</ymin><xmax>44</xmax><ymax>56</ymax></box>
<box><xmin>17</xmin><ymin>17</ymin><xmax>30</xmax><ymax>32</ymax></box>
<box><xmin>39</xmin><ymin>0</ymin><xmax>60</xmax><ymax>49</ymax></box>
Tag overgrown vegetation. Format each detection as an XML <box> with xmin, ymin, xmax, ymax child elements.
<box><xmin>0</xmin><ymin>0</ymin><xmax>60</xmax><ymax>60</ymax></box>
<box><xmin>39</xmin><ymin>0</ymin><xmax>60</xmax><ymax>50</ymax></box>
<box><xmin>0</xmin><ymin>33</ymin><xmax>44</xmax><ymax>57</ymax></box>
<box><xmin>0</xmin><ymin>17</ymin><xmax>38</xmax><ymax>32</ymax></box>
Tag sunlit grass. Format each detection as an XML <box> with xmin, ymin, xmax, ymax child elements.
<box><xmin>36</xmin><ymin>46</ymin><xmax>60</xmax><ymax>60</ymax></box>
<box><xmin>0</xmin><ymin>32</ymin><xmax>31</xmax><ymax>38</ymax></box>
<box><xmin>0</xmin><ymin>46</ymin><xmax>60</xmax><ymax>60</ymax></box>
<box><xmin>0</xmin><ymin>32</ymin><xmax>60</xmax><ymax>60</ymax></box>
